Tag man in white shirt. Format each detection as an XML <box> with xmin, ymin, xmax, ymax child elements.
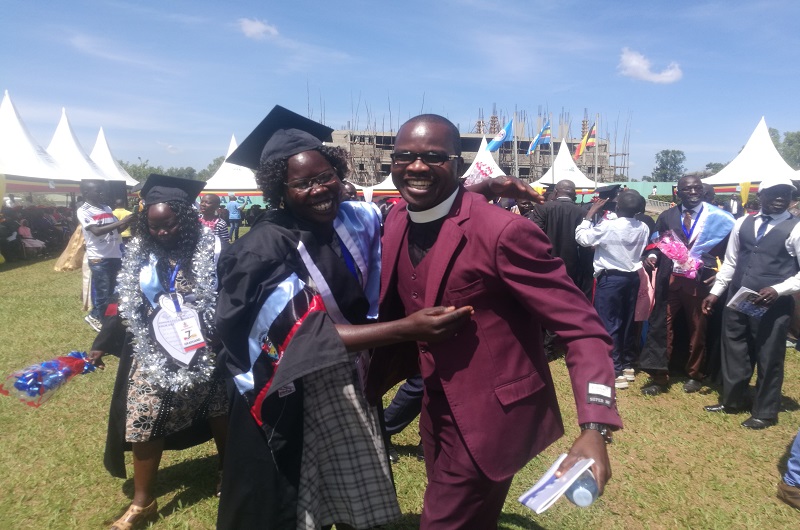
<box><xmin>702</xmin><ymin>176</ymin><xmax>800</xmax><ymax>429</ymax></box>
<box><xmin>78</xmin><ymin>180</ymin><xmax>132</xmax><ymax>331</ymax></box>
<box><xmin>576</xmin><ymin>190</ymin><xmax>650</xmax><ymax>389</ymax></box>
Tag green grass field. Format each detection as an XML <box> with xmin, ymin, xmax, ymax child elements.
<box><xmin>1</xmin><ymin>255</ymin><xmax>800</xmax><ymax>529</ymax></box>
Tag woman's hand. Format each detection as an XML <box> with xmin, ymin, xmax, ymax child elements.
<box><xmin>403</xmin><ymin>305</ymin><xmax>474</xmax><ymax>343</ymax></box>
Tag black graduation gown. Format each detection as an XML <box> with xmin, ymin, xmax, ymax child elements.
<box><xmin>215</xmin><ymin>210</ymin><xmax>372</xmax><ymax>530</ymax></box>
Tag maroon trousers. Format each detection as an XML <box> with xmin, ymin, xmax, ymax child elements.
<box><xmin>419</xmin><ymin>386</ymin><xmax>513</xmax><ymax>530</ymax></box>
<box><xmin>666</xmin><ymin>275</ymin><xmax>711</xmax><ymax>380</ymax></box>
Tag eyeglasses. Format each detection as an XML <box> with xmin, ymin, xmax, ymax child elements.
<box><xmin>390</xmin><ymin>151</ymin><xmax>459</xmax><ymax>166</ymax></box>
<box><xmin>284</xmin><ymin>171</ymin><xmax>339</xmax><ymax>191</ymax></box>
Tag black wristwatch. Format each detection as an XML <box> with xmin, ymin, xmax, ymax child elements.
<box><xmin>580</xmin><ymin>422</ymin><xmax>613</xmax><ymax>444</ymax></box>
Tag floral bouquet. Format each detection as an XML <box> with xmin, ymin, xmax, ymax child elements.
<box><xmin>656</xmin><ymin>230</ymin><xmax>701</xmax><ymax>279</ymax></box>
<box><xmin>0</xmin><ymin>351</ymin><xmax>96</xmax><ymax>408</ymax></box>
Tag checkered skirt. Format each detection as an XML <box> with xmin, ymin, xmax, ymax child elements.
<box><xmin>296</xmin><ymin>361</ymin><xmax>401</xmax><ymax>529</ymax></box>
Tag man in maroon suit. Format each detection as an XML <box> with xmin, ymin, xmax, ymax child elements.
<box><xmin>366</xmin><ymin>115</ymin><xmax>622</xmax><ymax>529</ymax></box>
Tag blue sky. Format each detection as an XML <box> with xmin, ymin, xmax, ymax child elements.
<box><xmin>1</xmin><ymin>0</ymin><xmax>798</xmax><ymax>179</ymax></box>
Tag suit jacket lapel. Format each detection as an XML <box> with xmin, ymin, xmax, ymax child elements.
<box><xmin>380</xmin><ymin>204</ymin><xmax>409</xmax><ymax>306</ymax></box>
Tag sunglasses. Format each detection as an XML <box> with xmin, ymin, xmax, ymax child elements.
<box><xmin>390</xmin><ymin>151</ymin><xmax>459</xmax><ymax>167</ymax></box>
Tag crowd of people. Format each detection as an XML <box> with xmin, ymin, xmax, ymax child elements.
<box><xmin>22</xmin><ymin>106</ymin><xmax>797</xmax><ymax>528</ymax></box>
<box><xmin>0</xmin><ymin>203</ymin><xmax>75</xmax><ymax>260</ymax></box>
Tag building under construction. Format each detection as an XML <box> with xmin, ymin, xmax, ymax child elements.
<box><xmin>331</xmin><ymin>108</ymin><xmax>631</xmax><ymax>187</ymax></box>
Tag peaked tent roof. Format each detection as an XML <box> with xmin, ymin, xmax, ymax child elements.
<box><xmin>531</xmin><ymin>139</ymin><xmax>596</xmax><ymax>188</ymax></box>
<box><xmin>205</xmin><ymin>135</ymin><xmax>258</xmax><ymax>191</ymax></box>
<box><xmin>702</xmin><ymin>117</ymin><xmax>795</xmax><ymax>185</ymax></box>
<box><xmin>353</xmin><ymin>174</ymin><xmax>397</xmax><ymax>202</ymax></box>
<box><xmin>463</xmin><ymin>136</ymin><xmax>506</xmax><ymax>185</ymax></box>
<box><xmin>0</xmin><ymin>90</ymin><xmax>65</xmax><ymax>181</ymax></box>
<box><xmin>90</xmin><ymin>127</ymin><xmax>137</xmax><ymax>186</ymax></box>
<box><xmin>46</xmin><ymin>108</ymin><xmax>108</xmax><ymax>181</ymax></box>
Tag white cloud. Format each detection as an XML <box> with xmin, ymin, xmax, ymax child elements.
<box><xmin>157</xmin><ymin>141</ymin><xmax>181</xmax><ymax>154</ymax></box>
<box><xmin>618</xmin><ymin>48</ymin><xmax>682</xmax><ymax>84</ymax></box>
<box><xmin>68</xmin><ymin>33</ymin><xmax>174</xmax><ymax>73</ymax></box>
<box><xmin>232</xmin><ymin>18</ymin><xmax>352</xmax><ymax>72</ymax></box>
<box><xmin>237</xmin><ymin>18</ymin><xmax>279</xmax><ymax>40</ymax></box>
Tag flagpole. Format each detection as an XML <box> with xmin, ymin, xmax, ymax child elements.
<box><xmin>593</xmin><ymin>113</ymin><xmax>599</xmax><ymax>187</ymax></box>
<box><xmin>549</xmin><ymin>113</ymin><xmax>554</xmax><ymax>181</ymax></box>
<box><xmin>513</xmin><ymin>109</ymin><xmax>519</xmax><ymax>178</ymax></box>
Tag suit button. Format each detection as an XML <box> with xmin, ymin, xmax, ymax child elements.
<box><xmin>420</xmin><ymin>346</ymin><xmax>427</xmax><ymax>353</ymax></box>
<box><xmin>412</xmin><ymin>292</ymin><xmax>418</xmax><ymax>299</ymax></box>
<box><xmin>411</xmin><ymin>272</ymin><xmax>417</xmax><ymax>280</ymax></box>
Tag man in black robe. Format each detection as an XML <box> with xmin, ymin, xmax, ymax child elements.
<box><xmin>527</xmin><ymin>179</ymin><xmax>594</xmax><ymax>299</ymax></box>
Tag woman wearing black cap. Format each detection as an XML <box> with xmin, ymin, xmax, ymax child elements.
<box><xmin>89</xmin><ymin>174</ymin><xmax>228</xmax><ymax>530</ymax></box>
<box><xmin>215</xmin><ymin>107</ymin><xmax>473</xmax><ymax>529</ymax></box>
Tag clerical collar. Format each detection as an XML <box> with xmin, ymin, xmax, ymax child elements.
<box><xmin>407</xmin><ymin>188</ymin><xmax>459</xmax><ymax>224</ymax></box>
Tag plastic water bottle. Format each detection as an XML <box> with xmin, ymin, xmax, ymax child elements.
<box><xmin>564</xmin><ymin>470</ymin><xmax>598</xmax><ymax>507</ymax></box>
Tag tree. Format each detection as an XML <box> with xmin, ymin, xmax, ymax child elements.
<box><xmin>767</xmin><ymin>128</ymin><xmax>800</xmax><ymax>170</ymax></box>
<box><xmin>118</xmin><ymin>159</ymin><xmax>202</xmax><ymax>182</ymax></box>
<box><xmin>650</xmin><ymin>149</ymin><xmax>686</xmax><ymax>182</ymax></box>
<box><xmin>119</xmin><ymin>158</ymin><xmax>159</xmax><ymax>183</ymax></box>
<box><xmin>163</xmin><ymin>166</ymin><xmax>198</xmax><ymax>180</ymax></box>
<box><xmin>779</xmin><ymin>131</ymin><xmax>800</xmax><ymax>170</ymax></box>
<box><xmin>705</xmin><ymin>162</ymin><xmax>726</xmax><ymax>175</ymax></box>
<box><xmin>197</xmin><ymin>156</ymin><xmax>225</xmax><ymax>182</ymax></box>
<box><xmin>769</xmin><ymin>127</ymin><xmax>781</xmax><ymax>148</ymax></box>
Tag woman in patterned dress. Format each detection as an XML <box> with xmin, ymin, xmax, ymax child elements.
<box><xmin>89</xmin><ymin>174</ymin><xmax>228</xmax><ymax>530</ymax></box>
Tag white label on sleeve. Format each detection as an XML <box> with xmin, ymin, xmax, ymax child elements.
<box><xmin>587</xmin><ymin>382</ymin><xmax>613</xmax><ymax>407</ymax></box>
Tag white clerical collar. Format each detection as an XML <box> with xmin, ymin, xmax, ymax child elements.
<box><xmin>407</xmin><ymin>188</ymin><xmax>459</xmax><ymax>224</ymax></box>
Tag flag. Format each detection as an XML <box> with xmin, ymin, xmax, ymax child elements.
<box><xmin>586</xmin><ymin>123</ymin><xmax>597</xmax><ymax>148</ymax></box>
<box><xmin>527</xmin><ymin>119</ymin><xmax>551</xmax><ymax>155</ymax></box>
<box><xmin>464</xmin><ymin>137</ymin><xmax>506</xmax><ymax>185</ymax></box>
<box><xmin>573</xmin><ymin>122</ymin><xmax>596</xmax><ymax>160</ymax></box>
<box><xmin>486</xmin><ymin>119</ymin><xmax>513</xmax><ymax>152</ymax></box>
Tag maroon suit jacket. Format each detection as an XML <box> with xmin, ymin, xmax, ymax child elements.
<box><xmin>366</xmin><ymin>188</ymin><xmax>622</xmax><ymax>482</ymax></box>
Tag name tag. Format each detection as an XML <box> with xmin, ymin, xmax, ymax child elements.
<box><xmin>151</xmin><ymin>295</ymin><xmax>206</xmax><ymax>366</ymax></box>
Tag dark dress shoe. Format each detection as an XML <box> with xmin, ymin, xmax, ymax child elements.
<box><xmin>704</xmin><ymin>403</ymin><xmax>744</xmax><ymax>414</ymax></box>
<box><xmin>778</xmin><ymin>480</ymin><xmax>800</xmax><ymax>510</ymax></box>
<box><xmin>683</xmin><ymin>379</ymin><xmax>703</xmax><ymax>393</ymax></box>
<box><xmin>741</xmin><ymin>416</ymin><xmax>776</xmax><ymax>429</ymax></box>
<box><xmin>387</xmin><ymin>444</ymin><xmax>400</xmax><ymax>464</ymax></box>
<box><xmin>641</xmin><ymin>382</ymin><xmax>668</xmax><ymax>396</ymax></box>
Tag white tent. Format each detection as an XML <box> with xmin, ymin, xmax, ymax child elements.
<box><xmin>702</xmin><ymin>117</ymin><xmax>795</xmax><ymax>186</ymax></box>
<box><xmin>205</xmin><ymin>135</ymin><xmax>258</xmax><ymax>192</ymax></box>
<box><xmin>531</xmin><ymin>139</ymin><xmax>596</xmax><ymax>189</ymax></box>
<box><xmin>90</xmin><ymin>127</ymin><xmax>137</xmax><ymax>186</ymax></box>
<box><xmin>47</xmin><ymin>108</ymin><xmax>108</xmax><ymax>181</ymax></box>
<box><xmin>355</xmin><ymin>174</ymin><xmax>398</xmax><ymax>203</ymax></box>
<box><xmin>0</xmin><ymin>90</ymin><xmax>64</xmax><ymax>181</ymax></box>
<box><xmin>463</xmin><ymin>136</ymin><xmax>506</xmax><ymax>185</ymax></box>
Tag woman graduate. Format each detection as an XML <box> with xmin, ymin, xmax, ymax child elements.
<box><xmin>215</xmin><ymin>106</ymin><xmax>473</xmax><ymax>530</ymax></box>
<box><xmin>89</xmin><ymin>174</ymin><xmax>228</xmax><ymax>530</ymax></box>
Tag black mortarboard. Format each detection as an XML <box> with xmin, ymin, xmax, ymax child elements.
<box><xmin>595</xmin><ymin>184</ymin><xmax>621</xmax><ymax>199</ymax></box>
<box><xmin>141</xmin><ymin>174</ymin><xmax>206</xmax><ymax>205</ymax></box>
<box><xmin>226</xmin><ymin>105</ymin><xmax>334</xmax><ymax>170</ymax></box>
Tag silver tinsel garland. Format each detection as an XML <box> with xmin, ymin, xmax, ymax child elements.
<box><xmin>117</xmin><ymin>229</ymin><xmax>218</xmax><ymax>391</ymax></box>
